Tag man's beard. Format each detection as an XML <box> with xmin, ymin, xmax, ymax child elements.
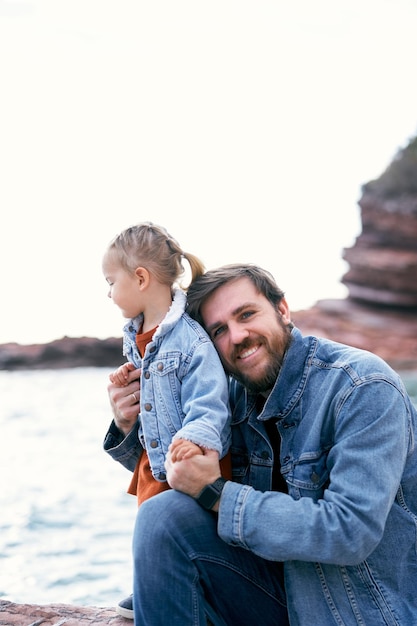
<box><xmin>229</xmin><ymin>322</ymin><xmax>292</xmax><ymax>394</ymax></box>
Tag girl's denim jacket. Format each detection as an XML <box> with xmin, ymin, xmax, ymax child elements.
<box><xmin>220</xmin><ymin>327</ymin><xmax>417</xmax><ymax>625</ymax></box>
<box><xmin>105</xmin><ymin>289</ymin><xmax>231</xmax><ymax>482</ymax></box>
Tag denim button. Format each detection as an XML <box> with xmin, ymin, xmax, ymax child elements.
<box><xmin>157</xmin><ymin>362</ymin><xmax>164</xmax><ymax>371</ymax></box>
<box><xmin>158</xmin><ymin>472</ymin><xmax>166</xmax><ymax>480</ymax></box>
<box><xmin>311</xmin><ymin>472</ymin><xmax>320</xmax><ymax>483</ymax></box>
<box><xmin>144</xmin><ymin>371</ymin><xmax>150</xmax><ymax>379</ymax></box>
<box><xmin>150</xmin><ymin>440</ymin><xmax>158</xmax><ymax>448</ymax></box>
<box><xmin>144</xmin><ymin>403</ymin><xmax>152</xmax><ymax>411</ymax></box>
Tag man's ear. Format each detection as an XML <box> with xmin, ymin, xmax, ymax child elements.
<box><xmin>277</xmin><ymin>297</ymin><xmax>291</xmax><ymax>325</ymax></box>
<box><xmin>134</xmin><ymin>266</ymin><xmax>150</xmax><ymax>289</ymax></box>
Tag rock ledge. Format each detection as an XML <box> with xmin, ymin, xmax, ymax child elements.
<box><xmin>0</xmin><ymin>336</ymin><xmax>122</xmax><ymax>371</ymax></box>
<box><xmin>292</xmin><ymin>298</ymin><xmax>417</xmax><ymax>372</ymax></box>
<box><xmin>0</xmin><ymin>599</ymin><xmax>130</xmax><ymax>625</ymax></box>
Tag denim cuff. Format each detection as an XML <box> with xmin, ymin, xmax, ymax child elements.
<box><xmin>103</xmin><ymin>419</ymin><xmax>142</xmax><ymax>472</ymax></box>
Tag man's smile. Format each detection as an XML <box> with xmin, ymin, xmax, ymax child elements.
<box><xmin>238</xmin><ymin>345</ymin><xmax>260</xmax><ymax>360</ymax></box>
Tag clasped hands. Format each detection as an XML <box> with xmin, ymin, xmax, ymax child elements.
<box><xmin>107</xmin><ymin>365</ymin><xmax>221</xmax><ymax>497</ymax></box>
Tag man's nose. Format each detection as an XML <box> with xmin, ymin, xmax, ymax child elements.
<box><xmin>229</xmin><ymin>322</ymin><xmax>249</xmax><ymax>344</ymax></box>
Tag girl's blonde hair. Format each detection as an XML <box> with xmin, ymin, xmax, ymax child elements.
<box><xmin>106</xmin><ymin>221</ymin><xmax>205</xmax><ymax>288</ymax></box>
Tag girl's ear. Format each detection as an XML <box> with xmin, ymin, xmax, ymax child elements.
<box><xmin>134</xmin><ymin>266</ymin><xmax>150</xmax><ymax>289</ymax></box>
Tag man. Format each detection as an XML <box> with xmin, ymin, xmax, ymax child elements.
<box><xmin>105</xmin><ymin>264</ymin><xmax>417</xmax><ymax>625</ymax></box>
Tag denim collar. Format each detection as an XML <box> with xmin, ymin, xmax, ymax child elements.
<box><xmin>258</xmin><ymin>327</ymin><xmax>317</xmax><ymax>421</ymax></box>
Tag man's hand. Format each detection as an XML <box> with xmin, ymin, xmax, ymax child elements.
<box><xmin>107</xmin><ymin>367</ymin><xmax>141</xmax><ymax>435</ymax></box>
<box><xmin>165</xmin><ymin>447</ymin><xmax>221</xmax><ymax>498</ymax></box>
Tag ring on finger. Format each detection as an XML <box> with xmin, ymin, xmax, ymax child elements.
<box><xmin>131</xmin><ymin>392</ymin><xmax>138</xmax><ymax>403</ymax></box>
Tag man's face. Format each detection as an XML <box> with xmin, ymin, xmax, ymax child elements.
<box><xmin>201</xmin><ymin>277</ymin><xmax>292</xmax><ymax>393</ymax></box>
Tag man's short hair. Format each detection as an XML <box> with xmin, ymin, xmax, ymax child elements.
<box><xmin>186</xmin><ymin>264</ymin><xmax>285</xmax><ymax>327</ymax></box>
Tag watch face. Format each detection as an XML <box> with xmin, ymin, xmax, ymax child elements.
<box><xmin>197</xmin><ymin>478</ymin><xmax>226</xmax><ymax>510</ymax></box>
<box><xmin>198</xmin><ymin>485</ymin><xmax>218</xmax><ymax>510</ymax></box>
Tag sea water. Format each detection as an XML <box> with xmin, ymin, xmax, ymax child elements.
<box><xmin>1</xmin><ymin>367</ymin><xmax>416</xmax><ymax>608</ymax></box>
<box><xmin>0</xmin><ymin>367</ymin><xmax>136</xmax><ymax>607</ymax></box>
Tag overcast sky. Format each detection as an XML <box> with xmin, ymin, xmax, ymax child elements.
<box><xmin>1</xmin><ymin>0</ymin><xmax>416</xmax><ymax>345</ymax></box>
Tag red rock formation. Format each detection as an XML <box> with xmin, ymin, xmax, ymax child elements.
<box><xmin>342</xmin><ymin>134</ymin><xmax>417</xmax><ymax>307</ymax></box>
<box><xmin>0</xmin><ymin>336</ymin><xmax>122</xmax><ymax>370</ymax></box>
<box><xmin>292</xmin><ymin>298</ymin><xmax>417</xmax><ymax>371</ymax></box>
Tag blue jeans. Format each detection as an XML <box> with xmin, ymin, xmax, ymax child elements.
<box><xmin>132</xmin><ymin>490</ymin><xmax>289</xmax><ymax>625</ymax></box>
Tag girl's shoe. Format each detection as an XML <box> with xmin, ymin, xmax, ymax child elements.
<box><xmin>116</xmin><ymin>594</ymin><xmax>134</xmax><ymax>620</ymax></box>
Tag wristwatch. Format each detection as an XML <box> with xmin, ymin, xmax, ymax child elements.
<box><xmin>196</xmin><ymin>477</ymin><xmax>227</xmax><ymax>510</ymax></box>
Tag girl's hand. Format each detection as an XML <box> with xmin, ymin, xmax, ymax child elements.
<box><xmin>165</xmin><ymin>447</ymin><xmax>221</xmax><ymax>498</ymax></box>
<box><xmin>107</xmin><ymin>367</ymin><xmax>141</xmax><ymax>435</ymax></box>
<box><xmin>109</xmin><ymin>362</ymin><xmax>136</xmax><ymax>386</ymax></box>
<box><xmin>170</xmin><ymin>439</ymin><xmax>203</xmax><ymax>462</ymax></box>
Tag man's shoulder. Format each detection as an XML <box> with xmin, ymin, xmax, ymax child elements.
<box><xmin>312</xmin><ymin>335</ymin><xmax>398</xmax><ymax>382</ymax></box>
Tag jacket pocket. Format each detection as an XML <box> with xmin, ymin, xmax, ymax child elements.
<box><xmin>284</xmin><ymin>450</ymin><xmax>330</xmax><ymax>500</ymax></box>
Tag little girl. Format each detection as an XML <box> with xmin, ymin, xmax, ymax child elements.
<box><xmin>102</xmin><ymin>221</ymin><xmax>231</xmax><ymax>619</ymax></box>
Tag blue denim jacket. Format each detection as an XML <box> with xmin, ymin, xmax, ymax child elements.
<box><xmin>105</xmin><ymin>289</ymin><xmax>231</xmax><ymax>481</ymax></box>
<box><xmin>219</xmin><ymin>327</ymin><xmax>417</xmax><ymax>625</ymax></box>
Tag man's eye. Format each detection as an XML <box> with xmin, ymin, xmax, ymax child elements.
<box><xmin>212</xmin><ymin>326</ymin><xmax>225</xmax><ymax>339</ymax></box>
<box><xmin>241</xmin><ymin>311</ymin><xmax>254</xmax><ymax>320</ymax></box>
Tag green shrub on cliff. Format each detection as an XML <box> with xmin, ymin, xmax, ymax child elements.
<box><xmin>364</xmin><ymin>133</ymin><xmax>417</xmax><ymax>197</ymax></box>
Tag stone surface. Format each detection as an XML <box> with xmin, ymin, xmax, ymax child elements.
<box><xmin>0</xmin><ymin>600</ymin><xmax>130</xmax><ymax>625</ymax></box>
<box><xmin>0</xmin><ymin>600</ymin><xmax>215</xmax><ymax>625</ymax></box>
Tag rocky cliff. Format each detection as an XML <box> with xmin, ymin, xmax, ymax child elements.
<box><xmin>293</xmin><ymin>135</ymin><xmax>417</xmax><ymax>371</ymax></box>
<box><xmin>342</xmin><ymin>134</ymin><xmax>417</xmax><ymax>307</ymax></box>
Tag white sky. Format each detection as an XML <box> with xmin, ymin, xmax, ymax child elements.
<box><xmin>1</xmin><ymin>0</ymin><xmax>416</xmax><ymax>345</ymax></box>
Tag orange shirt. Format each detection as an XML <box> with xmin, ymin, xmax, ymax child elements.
<box><xmin>127</xmin><ymin>326</ymin><xmax>171</xmax><ymax>506</ymax></box>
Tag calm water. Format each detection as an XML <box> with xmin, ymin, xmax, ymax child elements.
<box><xmin>1</xmin><ymin>367</ymin><xmax>417</xmax><ymax>608</ymax></box>
<box><xmin>1</xmin><ymin>367</ymin><xmax>136</xmax><ymax>607</ymax></box>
